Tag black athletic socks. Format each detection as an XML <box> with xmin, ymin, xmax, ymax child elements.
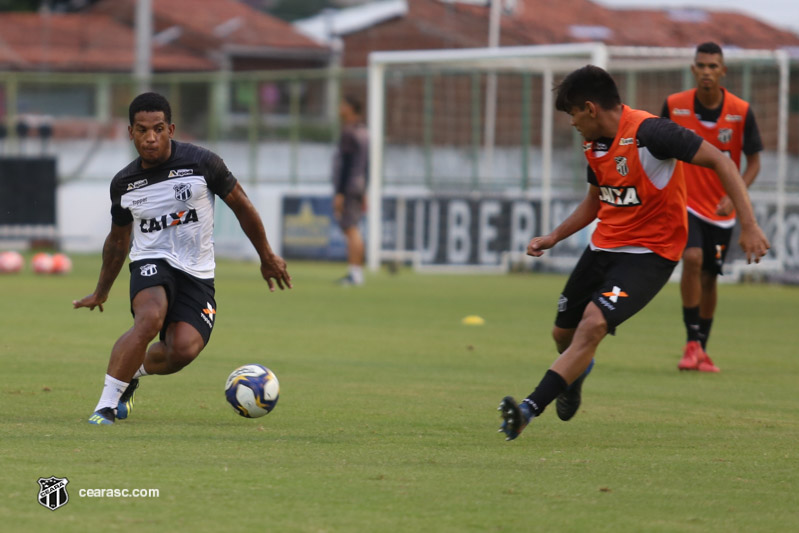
<box><xmin>524</xmin><ymin>370</ymin><xmax>568</xmax><ymax>417</ymax></box>
<box><xmin>683</xmin><ymin>306</ymin><xmax>701</xmax><ymax>342</ymax></box>
<box><xmin>698</xmin><ymin>317</ymin><xmax>713</xmax><ymax>350</ymax></box>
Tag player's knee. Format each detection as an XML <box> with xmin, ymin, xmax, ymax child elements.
<box><xmin>133</xmin><ymin>312</ymin><xmax>165</xmax><ymax>340</ymax></box>
<box><xmin>579</xmin><ymin>306</ymin><xmax>608</xmax><ymax>340</ymax></box>
<box><xmin>166</xmin><ymin>338</ymin><xmax>203</xmax><ymax>370</ymax></box>
<box><xmin>552</xmin><ymin>326</ymin><xmax>573</xmax><ymax>353</ymax></box>
<box><xmin>682</xmin><ymin>247</ymin><xmax>703</xmax><ymax>270</ymax></box>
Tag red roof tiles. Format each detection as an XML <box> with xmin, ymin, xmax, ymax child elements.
<box><xmin>0</xmin><ymin>0</ymin><xmax>328</xmax><ymax>72</ymax></box>
<box><xmin>338</xmin><ymin>0</ymin><xmax>799</xmax><ymax>67</ymax></box>
<box><xmin>0</xmin><ymin>12</ymin><xmax>213</xmax><ymax>71</ymax></box>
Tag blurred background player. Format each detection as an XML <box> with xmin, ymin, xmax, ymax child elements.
<box><xmin>332</xmin><ymin>95</ymin><xmax>369</xmax><ymax>286</ymax></box>
<box><xmin>498</xmin><ymin>65</ymin><xmax>769</xmax><ymax>441</ymax></box>
<box><xmin>662</xmin><ymin>42</ymin><xmax>763</xmax><ymax>373</ymax></box>
<box><xmin>74</xmin><ymin>92</ymin><xmax>291</xmax><ymax>425</ymax></box>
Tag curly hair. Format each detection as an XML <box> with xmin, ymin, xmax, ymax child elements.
<box><xmin>129</xmin><ymin>92</ymin><xmax>172</xmax><ymax>125</ymax></box>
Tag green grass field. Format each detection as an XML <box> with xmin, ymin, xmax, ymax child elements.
<box><xmin>1</xmin><ymin>255</ymin><xmax>797</xmax><ymax>532</ymax></box>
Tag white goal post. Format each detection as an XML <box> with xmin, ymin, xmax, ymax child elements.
<box><xmin>366</xmin><ymin>43</ymin><xmax>792</xmax><ymax>276</ymax></box>
<box><xmin>367</xmin><ymin>43</ymin><xmax>610</xmax><ymax>272</ymax></box>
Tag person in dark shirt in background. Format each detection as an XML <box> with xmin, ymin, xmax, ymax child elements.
<box><xmin>332</xmin><ymin>95</ymin><xmax>369</xmax><ymax>286</ymax></box>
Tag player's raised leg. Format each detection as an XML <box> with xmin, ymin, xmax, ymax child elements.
<box><xmin>117</xmin><ymin>322</ymin><xmax>205</xmax><ymax>420</ymax></box>
<box><xmin>551</xmin><ymin>324</ymin><xmax>595</xmax><ymax>421</ymax></box>
<box><xmin>141</xmin><ymin>322</ymin><xmax>206</xmax><ymax>375</ymax></box>
<box><xmin>499</xmin><ymin>303</ymin><xmax>605</xmax><ymax>440</ymax></box>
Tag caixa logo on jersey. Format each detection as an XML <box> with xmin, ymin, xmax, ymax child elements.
<box><xmin>140</xmin><ymin>209</ymin><xmax>199</xmax><ymax>233</ymax></box>
<box><xmin>37</xmin><ymin>476</ymin><xmax>69</xmax><ymax>511</ymax></box>
<box><xmin>599</xmin><ymin>185</ymin><xmax>641</xmax><ymax>207</ymax></box>
<box><xmin>174</xmin><ymin>183</ymin><xmax>192</xmax><ymax>201</ymax></box>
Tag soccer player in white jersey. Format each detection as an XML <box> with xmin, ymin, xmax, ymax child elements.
<box><xmin>74</xmin><ymin>92</ymin><xmax>292</xmax><ymax>425</ymax></box>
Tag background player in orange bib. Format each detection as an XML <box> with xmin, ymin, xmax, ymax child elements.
<box><xmin>662</xmin><ymin>42</ymin><xmax>763</xmax><ymax>372</ymax></box>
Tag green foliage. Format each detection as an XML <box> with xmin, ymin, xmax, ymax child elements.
<box><xmin>2</xmin><ymin>257</ymin><xmax>798</xmax><ymax>531</ymax></box>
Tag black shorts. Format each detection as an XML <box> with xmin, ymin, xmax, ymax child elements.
<box><xmin>129</xmin><ymin>259</ymin><xmax>216</xmax><ymax>345</ymax></box>
<box><xmin>338</xmin><ymin>194</ymin><xmax>365</xmax><ymax>231</ymax></box>
<box><xmin>685</xmin><ymin>212</ymin><xmax>734</xmax><ymax>275</ymax></box>
<box><xmin>555</xmin><ymin>247</ymin><xmax>677</xmax><ymax>335</ymax></box>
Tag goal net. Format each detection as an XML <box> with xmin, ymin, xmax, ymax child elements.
<box><xmin>366</xmin><ymin>43</ymin><xmax>795</xmax><ymax>279</ymax></box>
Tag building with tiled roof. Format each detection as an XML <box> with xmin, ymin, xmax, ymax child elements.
<box><xmin>0</xmin><ymin>12</ymin><xmax>214</xmax><ymax>72</ymax></box>
<box><xmin>93</xmin><ymin>0</ymin><xmax>330</xmax><ymax>71</ymax></box>
<box><xmin>297</xmin><ymin>0</ymin><xmax>799</xmax><ymax>68</ymax></box>
<box><xmin>0</xmin><ymin>0</ymin><xmax>331</xmax><ymax>73</ymax></box>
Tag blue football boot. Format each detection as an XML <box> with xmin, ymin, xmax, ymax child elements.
<box><xmin>498</xmin><ymin>396</ymin><xmax>534</xmax><ymax>441</ymax></box>
<box><xmin>88</xmin><ymin>407</ymin><xmax>115</xmax><ymax>425</ymax></box>
<box><xmin>116</xmin><ymin>379</ymin><xmax>139</xmax><ymax>420</ymax></box>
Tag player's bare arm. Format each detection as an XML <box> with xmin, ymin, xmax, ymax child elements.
<box><xmin>691</xmin><ymin>141</ymin><xmax>769</xmax><ymax>262</ymax></box>
<box><xmin>527</xmin><ymin>185</ymin><xmax>600</xmax><ymax>256</ymax></box>
<box><xmin>73</xmin><ymin>222</ymin><xmax>132</xmax><ymax>312</ymax></box>
<box><xmin>717</xmin><ymin>151</ymin><xmax>761</xmax><ymax>216</ymax></box>
<box><xmin>223</xmin><ymin>182</ymin><xmax>292</xmax><ymax>291</ymax></box>
<box><xmin>333</xmin><ymin>193</ymin><xmax>344</xmax><ymax>219</ymax></box>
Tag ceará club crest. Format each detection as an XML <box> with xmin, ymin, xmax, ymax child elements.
<box><xmin>174</xmin><ymin>183</ymin><xmax>192</xmax><ymax>201</ymax></box>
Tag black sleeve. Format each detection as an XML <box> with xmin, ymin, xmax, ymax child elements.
<box><xmin>743</xmin><ymin>107</ymin><xmax>764</xmax><ymax>155</ymax></box>
<box><xmin>586</xmin><ymin>165</ymin><xmax>598</xmax><ymax>186</ymax></box>
<box><xmin>204</xmin><ymin>151</ymin><xmax>237</xmax><ymax>199</ymax></box>
<box><xmin>660</xmin><ymin>100</ymin><xmax>670</xmax><ymax>119</ymax></box>
<box><xmin>637</xmin><ymin>118</ymin><xmax>703</xmax><ymax>162</ymax></box>
<box><xmin>110</xmin><ymin>180</ymin><xmax>132</xmax><ymax>226</ymax></box>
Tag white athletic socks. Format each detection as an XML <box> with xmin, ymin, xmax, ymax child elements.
<box><xmin>133</xmin><ymin>364</ymin><xmax>149</xmax><ymax>379</ymax></box>
<box><xmin>93</xmin><ymin>374</ymin><xmax>129</xmax><ymax>412</ymax></box>
<box><xmin>349</xmin><ymin>264</ymin><xmax>364</xmax><ymax>285</ymax></box>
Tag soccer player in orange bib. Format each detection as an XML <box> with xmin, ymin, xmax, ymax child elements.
<box><xmin>662</xmin><ymin>42</ymin><xmax>762</xmax><ymax>373</ymax></box>
<box><xmin>498</xmin><ymin>65</ymin><xmax>768</xmax><ymax>440</ymax></box>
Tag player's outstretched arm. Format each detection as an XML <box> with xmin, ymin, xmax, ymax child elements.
<box><xmin>528</xmin><ymin>185</ymin><xmax>600</xmax><ymax>257</ymax></box>
<box><xmin>73</xmin><ymin>222</ymin><xmax>132</xmax><ymax>312</ymax></box>
<box><xmin>690</xmin><ymin>141</ymin><xmax>769</xmax><ymax>263</ymax></box>
<box><xmin>717</xmin><ymin>151</ymin><xmax>760</xmax><ymax>216</ymax></box>
<box><xmin>223</xmin><ymin>183</ymin><xmax>292</xmax><ymax>292</ymax></box>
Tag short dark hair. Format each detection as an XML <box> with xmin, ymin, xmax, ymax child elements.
<box><xmin>555</xmin><ymin>65</ymin><xmax>621</xmax><ymax>113</ymax></box>
<box><xmin>129</xmin><ymin>92</ymin><xmax>172</xmax><ymax>125</ymax></box>
<box><xmin>342</xmin><ymin>94</ymin><xmax>362</xmax><ymax>116</ymax></box>
<box><xmin>696</xmin><ymin>41</ymin><xmax>723</xmax><ymax>57</ymax></box>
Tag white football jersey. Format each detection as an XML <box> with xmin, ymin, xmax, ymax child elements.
<box><xmin>110</xmin><ymin>141</ymin><xmax>237</xmax><ymax>279</ymax></box>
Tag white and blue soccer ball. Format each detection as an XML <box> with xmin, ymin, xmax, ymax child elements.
<box><xmin>224</xmin><ymin>364</ymin><xmax>280</xmax><ymax>418</ymax></box>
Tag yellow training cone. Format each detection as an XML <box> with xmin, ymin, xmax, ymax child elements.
<box><xmin>462</xmin><ymin>315</ymin><xmax>485</xmax><ymax>326</ymax></box>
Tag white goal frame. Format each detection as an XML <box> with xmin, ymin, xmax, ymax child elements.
<box><xmin>366</xmin><ymin>43</ymin><xmax>790</xmax><ymax>275</ymax></box>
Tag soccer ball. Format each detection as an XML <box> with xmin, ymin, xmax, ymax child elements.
<box><xmin>224</xmin><ymin>364</ymin><xmax>280</xmax><ymax>418</ymax></box>
<box><xmin>31</xmin><ymin>252</ymin><xmax>54</xmax><ymax>274</ymax></box>
<box><xmin>51</xmin><ymin>253</ymin><xmax>72</xmax><ymax>274</ymax></box>
<box><xmin>0</xmin><ymin>251</ymin><xmax>24</xmax><ymax>273</ymax></box>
